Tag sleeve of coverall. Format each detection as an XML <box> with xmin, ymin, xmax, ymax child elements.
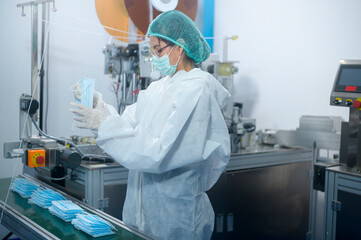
<box><xmin>96</xmin><ymin>80</ymin><xmax>210</xmax><ymax>173</ymax></box>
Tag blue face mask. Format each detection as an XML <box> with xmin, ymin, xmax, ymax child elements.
<box><xmin>80</xmin><ymin>78</ymin><xmax>95</xmax><ymax>108</ymax></box>
<box><xmin>72</xmin><ymin>213</ymin><xmax>116</xmax><ymax>237</ymax></box>
<box><xmin>29</xmin><ymin>189</ymin><xmax>66</xmax><ymax>208</ymax></box>
<box><xmin>152</xmin><ymin>46</ymin><xmax>182</xmax><ymax>76</ymax></box>
<box><xmin>11</xmin><ymin>178</ymin><xmax>40</xmax><ymax>198</ymax></box>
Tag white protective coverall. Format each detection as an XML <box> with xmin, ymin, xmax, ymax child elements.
<box><xmin>97</xmin><ymin>68</ymin><xmax>231</xmax><ymax>240</ymax></box>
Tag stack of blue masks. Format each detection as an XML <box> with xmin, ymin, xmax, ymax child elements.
<box><xmin>29</xmin><ymin>189</ymin><xmax>66</xmax><ymax>209</ymax></box>
<box><xmin>49</xmin><ymin>200</ymin><xmax>84</xmax><ymax>222</ymax></box>
<box><xmin>10</xmin><ymin>178</ymin><xmax>40</xmax><ymax>198</ymax></box>
<box><xmin>72</xmin><ymin>213</ymin><xmax>116</xmax><ymax>238</ymax></box>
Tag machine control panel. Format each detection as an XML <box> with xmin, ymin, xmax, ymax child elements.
<box><xmin>26</xmin><ymin>149</ymin><xmax>46</xmax><ymax>168</ymax></box>
<box><xmin>331</xmin><ymin>60</ymin><xmax>361</xmax><ymax>169</ymax></box>
<box><xmin>330</xmin><ymin>60</ymin><xmax>361</xmax><ymax>108</ymax></box>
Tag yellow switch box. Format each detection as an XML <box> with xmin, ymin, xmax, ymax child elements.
<box><xmin>27</xmin><ymin>149</ymin><xmax>46</xmax><ymax>168</ymax></box>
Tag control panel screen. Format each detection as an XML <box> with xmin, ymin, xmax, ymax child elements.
<box><xmin>335</xmin><ymin>64</ymin><xmax>361</xmax><ymax>92</ymax></box>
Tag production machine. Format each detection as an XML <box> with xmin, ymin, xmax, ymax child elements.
<box><xmin>3</xmin><ymin>4</ymin><xmax>312</xmax><ymax>236</ymax></box>
<box><xmin>104</xmin><ymin>35</ymin><xmax>257</xmax><ymax>154</ymax></box>
<box><xmin>103</xmin><ymin>39</ymin><xmax>258</xmax><ymax>154</ymax></box>
<box><xmin>102</xmin><ymin>41</ymin><xmax>154</xmax><ymax>113</ymax></box>
<box><xmin>323</xmin><ymin>60</ymin><xmax>361</xmax><ymax>240</ymax></box>
<box><xmin>3</xmin><ymin>40</ymin><xmax>156</xmax><ymax>223</ymax></box>
<box><xmin>2</xmin><ymin>34</ymin><xmax>152</xmax><ymax>240</ymax></box>
<box><xmin>201</xmin><ymin>47</ymin><xmax>256</xmax><ymax>153</ymax></box>
<box><xmin>1</xmin><ymin>1</ymin><xmax>154</xmax><ymax>238</ymax></box>
<box><xmin>3</xmin><ymin>93</ymin><xmax>131</xmax><ymax>218</ymax></box>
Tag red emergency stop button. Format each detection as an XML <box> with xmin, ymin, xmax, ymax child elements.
<box><xmin>353</xmin><ymin>100</ymin><xmax>361</xmax><ymax>109</ymax></box>
<box><xmin>36</xmin><ymin>156</ymin><xmax>45</xmax><ymax>165</ymax></box>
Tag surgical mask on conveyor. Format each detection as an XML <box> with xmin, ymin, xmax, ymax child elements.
<box><xmin>72</xmin><ymin>213</ymin><xmax>116</xmax><ymax>237</ymax></box>
<box><xmin>49</xmin><ymin>200</ymin><xmax>84</xmax><ymax>222</ymax></box>
<box><xmin>29</xmin><ymin>189</ymin><xmax>66</xmax><ymax>209</ymax></box>
<box><xmin>10</xmin><ymin>178</ymin><xmax>40</xmax><ymax>198</ymax></box>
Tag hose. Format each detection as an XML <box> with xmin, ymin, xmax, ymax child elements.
<box><xmin>31</xmin><ymin>116</ymin><xmax>112</xmax><ymax>160</ymax></box>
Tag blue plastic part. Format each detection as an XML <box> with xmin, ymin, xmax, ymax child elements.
<box><xmin>203</xmin><ymin>0</ymin><xmax>215</xmax><ymax>52</ymax></box>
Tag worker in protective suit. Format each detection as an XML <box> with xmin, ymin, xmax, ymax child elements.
<box><xmin>70</xmin><ymin>10</ymin><xmax>230</xmax><ymax>240</ymax></box>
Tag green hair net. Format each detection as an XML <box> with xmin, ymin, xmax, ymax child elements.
<box><xmin>147</xmin><ymin>10</ymin><xmax>210</xmax><ymax>64</ymax></box>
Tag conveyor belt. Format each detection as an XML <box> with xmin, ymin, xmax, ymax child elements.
<box><xmin>0</xmin><ymin>176</ymin><xmax>152</xmax><ymax>240</ymax></box>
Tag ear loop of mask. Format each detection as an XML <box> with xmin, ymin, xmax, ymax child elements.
<box><xmin>165</xmin><ymin>46</ymin><xmax>183</xmax><ymax>67</ymax></box>
<box><xmin>173</xmin><ymin>48</ymin><xmax>184</xmax><ymax>67</ymax></box>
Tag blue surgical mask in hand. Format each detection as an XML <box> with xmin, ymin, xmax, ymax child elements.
<box><xmin>70</xmin><ymin>78</ymin><xmax>96</xmax><ymax>130</ymax></box>
<box><xmin>72</xmin><ymin>213</ymin><xmax>116</xmax><ymax>238</ymax></box>
<box><xmin>152</xmin><ymin>46</ymin><xmax>182</xmax><ymax>76</ymax></box>
<box><xmin>80</xmin><ymin>78</ymin><xmax>95</xmax><ymax>108</ymax></box>
<box><xmin>70</xmin><ymin>78</ymin><xmax>95</xmax><ymax>108</ymax></box>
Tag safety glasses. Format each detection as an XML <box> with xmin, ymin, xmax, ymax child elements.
<box><xmin>150</xmin><ymin>43</ymin><xmax>172</xmax><ymax>57</ymax></box>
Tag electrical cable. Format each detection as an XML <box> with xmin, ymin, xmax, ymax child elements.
<box><xmin>112</xmin><ymin>81</ymin><xmax>120</xmax><ymax>107</ymax></box>
<box><xmin>118</xmin><ymin>73</ymin><xmax>126</xmax><ymax>113</ymax></box>
<box><xmin>56</xmin><ymin>10</ymin><xmax>144</xmax><ymax>37</ymax></box>
<box><xmin>43</xmin><ymin>8</ymin><xmax>51</xmax><ymax>133</ymax></box>
<box><xmin>44</xmin><ymin>35</ymin><xmax>49</xmax><ymax>133</ymax></box>
<box><xmin>110</xmin><ymin>74</ymin><xmax>122</xmax><ymax>110</ymax></box>
<box><xmin>34</xmin><ymin>168</ymin><xmax>70</xmax><ymax>181</ymax></box>
<box><xmin>31</xmin><ymin>116</ymin><xmax>112</xmax><ymax>160</ymax></box>
<box><xmin>37</xmin><ymin>17</ymin><xmax>144</xmax><ymax>41</ymax></box>
<box><xmin>31</xmin><ymin>115</ymin><xmax>81</xmax><ymax>151</ymax></box>
<box><xmin>39</xmin><ymin>9</ymin><xmax>51</xmax><ymax>132</ymax></box>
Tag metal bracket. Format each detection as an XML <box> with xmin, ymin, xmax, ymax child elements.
<box><xmin>3</xmin><ymin>142</ymin><xmax>23</xmax><ymax>159</ymax></box>
<box><xmin>17</xmin><ymin>0</ymin><xmax>55</xmax><ymax>8</ymax></box>
<box><xmin>99</xmin><ymin>198</ymin><xmax>109</xmax><ymax>209</ymax></box>
<box><xmin>308</xmin><ymin>169</ymin><xmax>314</xmax><ymax>178</ymax></box>
<box><xmin>215</xmin><ymin>214</ymin><xmax>224</xmax><ymax>233</ymax></box>
<box><xmin>331</xmin><ymin>200</ymin><xmax>342</xmax><ymax>212</ymax></box>
<box><xmin>227</xmin><ymin>213</ymin><xmax>234</xmax><ymax>232</ymax></box>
